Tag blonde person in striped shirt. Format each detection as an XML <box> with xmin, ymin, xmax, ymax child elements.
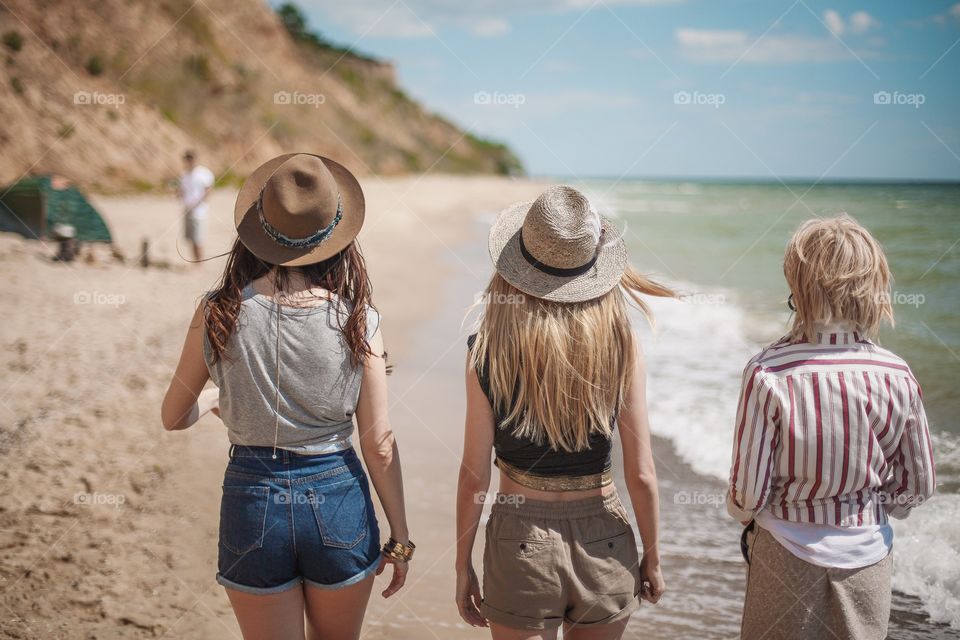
<box><xmin>727</xmin><ymin>215</ymin><xmax>936</xmax><ymax>640</ymax></box>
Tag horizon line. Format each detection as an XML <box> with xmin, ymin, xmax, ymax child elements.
<box><xmin>529</xmin><ymin>174</ymin><xmax>960</xmax><ymax>185</ymax></box>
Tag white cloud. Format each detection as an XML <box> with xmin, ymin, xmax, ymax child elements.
<box><xmin>909</xmin><ymin>3</ymin><xmax>960</xmax><ymax>28</ymax></box>
<box><xmin>675</xmin><ymin>28</ymin><xmax>749</xmax><ymax>48</ymax></box>
<box><xmin>823</xmin><ymin>9</ymin><xmax>844</xmax><ymax>36</ymax></box>
<box><xmin>822</xmin><ymin>9</ymin><xmax>880</xmax><ymax>37</ymax></box>
<box><xmin>470</xmin><ymin>17</ymin><xmax>510</xmax><ymax>37</ymax></box>
<box><xmin>849</xmin><ymin>11</ymin><xmax>880</xmax><ymax>34</ymax></box>
<box><xmin>675</xmin><ymin>28</ymin><xmax>877</xmax><ymax>64</ymax></box>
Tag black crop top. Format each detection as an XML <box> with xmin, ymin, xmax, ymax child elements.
<box><xmin>467</xmin><ymin>335</ymin><xmax>613</xmax><ymax>479</ymax></box>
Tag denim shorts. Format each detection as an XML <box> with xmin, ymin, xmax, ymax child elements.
<box><xmin>216</xmin><ymin>445</ymin><xmax>381</xmax><ymax>595</ymax></box>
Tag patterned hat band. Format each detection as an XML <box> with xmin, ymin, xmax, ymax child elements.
<box><xmin>257</xmin><ymin>191</ymin><xmax>343</xmax><ymax>249</ymax></box>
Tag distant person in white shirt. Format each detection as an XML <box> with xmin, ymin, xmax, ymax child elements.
<box><xmin>178</xmin><ymin>150</ymin><xmax>215</xmax><ymax>262</ymax></box>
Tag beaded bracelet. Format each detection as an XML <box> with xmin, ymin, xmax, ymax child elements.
<box><xmin>382</xmin><ymin>537</ymin><xmax>416</xmax><ymax>562</ymax></box>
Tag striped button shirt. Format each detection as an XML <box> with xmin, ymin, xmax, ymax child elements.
<box><xmin>727</xmin><ymin>326</ymin><xmax>936</xmax><ymax>527</ymax></box>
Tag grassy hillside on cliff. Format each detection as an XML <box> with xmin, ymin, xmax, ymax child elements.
<box><xmin>0</xmin><ymin>0</ymin><xmax>522</xmax><ymax>191</ymax></box>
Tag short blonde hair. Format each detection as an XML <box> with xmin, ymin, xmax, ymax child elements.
<box><xmin>784</xmin><ymin>214</ymin><xmax>894</xmax><ymax>343</ymax></box>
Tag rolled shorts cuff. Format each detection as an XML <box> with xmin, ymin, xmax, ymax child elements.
<box><xmin>304</xmin><ymin>556</ymin><xmax>381</xmax><ymax>591</ymax></box>
<box><xmin>567</xmin><ymin>595</ymin><xmax>641</xmax><ymax>627</ymax></box>
<box><xmin>216</xmin><ymin>573</ymin><xmax>301</xmax><ymax>595</ymax></box>
<box><xmin>480</xmin><ymin>601</ymin><xmax>564</xmax><ymax>630</ymax></box>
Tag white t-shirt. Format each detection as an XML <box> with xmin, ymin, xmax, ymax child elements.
<box><xmin>756</xmin><ymin>508</ymin><xmax>892</xmax><ymax>569</ymax></box>
<box><xmin>180</xmin><ymin>166</ymin><xmax>215</xmax><ymax>219</ymax></box>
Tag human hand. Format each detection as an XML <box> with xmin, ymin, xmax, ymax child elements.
<box><xmin>455</xmin><ymin>565</ymin><xmax>487</xmax><ymax>627</ymax></box>
<box><xmin>376</xmin><ymin>554</ymin><xmax>408</xmax><ymax>598</ymax></box>
<box><xmin>639</xmin><ymin>553</ymin><xmax>665</xmax><ymax>604</ymax></box>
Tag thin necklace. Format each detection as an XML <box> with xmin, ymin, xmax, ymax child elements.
<box><xmin>272</xmin><ymin>276</ymin><xmax>281</xmax><ymax>460</ymax></box>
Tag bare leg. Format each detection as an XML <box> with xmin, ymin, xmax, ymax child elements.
<box><xmin>303</xmin><ymin>574</ymin><xmax>376</xmax><ymax>640</ymax></box>
<box><xmin>224</xmin><ymin>586</ymin><xmax>305</xmax><ymax>640</ymax></box>
<box><xmin>489</xmin><ymin>623</ymin><xmax>559</xmax><ymax>640</ymax></box>
<box><xmin>562</xmin><ymin>618</ymin><xmax>629</xmax><ymax>640</ymax></box>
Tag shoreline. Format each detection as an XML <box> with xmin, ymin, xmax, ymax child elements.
<box><xmin>0</xmin><ymin>174</ymin><xmax>952</xmax><ymax>638</ymax></box>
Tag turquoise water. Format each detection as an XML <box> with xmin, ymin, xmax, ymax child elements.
<box><xmin>569</xmin><ymin>178</ymin><xmax>960</xmax><ymax>634</ymax></box>
<box><xmin>587</xmin><ymin>179</ymin><xmax>959</xmax><ymax>438</ymax></box>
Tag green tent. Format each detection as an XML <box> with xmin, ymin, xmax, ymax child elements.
<box><xmin>0</xmin><ymin>175</ymin><xmax>112</xmax><ymax>243</ymax></box>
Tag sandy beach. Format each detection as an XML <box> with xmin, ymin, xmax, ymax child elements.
<box><xmin>0</xmin><ymin>175</ymin><xmax>547</xmax><ymax>639</ymax></box>
<box><xmin>2</xmin><ymin>174</ymin><xmax>955</xmax><ymax>640</ymax></box>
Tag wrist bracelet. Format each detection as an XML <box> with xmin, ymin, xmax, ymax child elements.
<box><xmin>382</xmin><ymin>537</ymin><xmax>415</xmax><ymax>562</ymax></box>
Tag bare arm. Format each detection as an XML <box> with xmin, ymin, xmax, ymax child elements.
<box><xmin>161</xmin><ymin>302</ymin><xmax>216</xmax><ymax>430</ymax></box>
<box><xmin>454</xmin><ymin>359</ymin><xmax>494</xmax><ymax>627</ymax></box>
<box><xmin>618</xmin><ymin>343</ymin><xmax>664</xmax><ymax>603</ymax></box>
<box><xmin>354</xmin><ymin>327</ymin><xmax>409</xmax><ymax>597</ymax></box>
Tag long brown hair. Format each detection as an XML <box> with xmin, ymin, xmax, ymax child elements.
<box><xmin>204</xmin><ymin>239</ymin><xmax>376</xmax><ymax>366</ymax></box>
<box><xmin>470</xmin><ymin>265</ymin><xmax>675</xmax><ymax>452</ymax></box>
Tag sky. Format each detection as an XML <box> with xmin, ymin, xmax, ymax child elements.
<box><xmin>288</xmin><ymin>0</ymin><xmax>960</xmax><ymax>180</ymax></box>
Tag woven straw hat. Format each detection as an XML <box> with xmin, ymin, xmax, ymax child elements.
<box><xmin>489</xmin><ymin>186</ymin><xmax>626</xmax><ymax>302</ymax></box>
<box><xmin>234</xmin><ymin>153</ymin><xmax>364</xmax><ymax>266</ymax></box>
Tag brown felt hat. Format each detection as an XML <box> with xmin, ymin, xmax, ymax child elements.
<box><xmin>234</xmin><ymin>153</ymin><xmax>365</xmax><ymax>266</ymax></box>
<box><xmin>489</xmin><ymin>186</ymin><xmax>626</xmax><ymax>302</ymax></box>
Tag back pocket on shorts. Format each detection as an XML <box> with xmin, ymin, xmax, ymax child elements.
<box><xmin>307</xmin><ymin>477</ymin><xmax>369</xmax><ymax>549</ymax></box>
<box><xmin>219</xmin><ymin>485</ymin><xmax>270</xmax><ymax>555</ymax></box>
<box><xmin>583</xmin><ymin>530</ymin><xmax>632</xmax><ymax>558</ymax></box>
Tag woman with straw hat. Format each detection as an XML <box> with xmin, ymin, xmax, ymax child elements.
<box><xmin>161</xmin><ymin>153</ymin><xmax>413</xmax><ymax>639</ymax></box>
<box><xmin>455</xmin><ymin>186</ymin><xmax>675</xmax><ymax>639</ymax></box>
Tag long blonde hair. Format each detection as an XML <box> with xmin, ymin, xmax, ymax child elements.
<box><xmin>784</xmin><ymin>214</ymin><xmax>894</xmax><ymax>343</ymax></box>
<box><xmin>470</xmin><ymin>266</ymin><xmax>675</xmax><ymax>452</ymax></box>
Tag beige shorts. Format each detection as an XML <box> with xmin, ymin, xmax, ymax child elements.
<box><xmin>184</xmin><ymin>215</ymin><xmax>205</xmax><ymax>245</ymax></box>
<box><xmin>481</xmin><ymin>492</ymin><xmax>641</xmax><ymax>630</ymax></box>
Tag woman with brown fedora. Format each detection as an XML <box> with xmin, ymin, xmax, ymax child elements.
<box><xmin>455</xmin><ymin>186</ymin><xmax>674</xmax><ymax>639</ymax></box>
<box><xmin>161</xmin><ymin>153</ymin><xmax>412</xmax><ymax>639</ymax></box>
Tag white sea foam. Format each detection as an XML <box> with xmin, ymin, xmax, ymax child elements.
<box><xmin>891</xmin><ymin>494</ymin><xmax>960</xmax><ymax>628</ymax></box>
<box><xmin>636</xmin><ymin>285</ymin><xmax>759</xmax><ymax>479</ymax></box>
<box><xmin>636</xmin><ymin>283</ymin><xmax>960</xmax><ymax>629</ymax></box>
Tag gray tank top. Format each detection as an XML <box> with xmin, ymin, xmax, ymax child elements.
<box><xmin>202</xmin><ymin>284</ymin><xmax>380</xmax><ymax>453</ymax></box>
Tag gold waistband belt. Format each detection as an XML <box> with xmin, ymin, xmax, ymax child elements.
<box><xmin>495</xmin><ymin>458</ymin><xmax>612</xmax><ymax>491</ymax></box>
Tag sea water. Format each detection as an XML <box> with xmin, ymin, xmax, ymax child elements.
<box><xmin>571</xmin><ymin>178</ymin><xmax>960</xmax><ymax>637</ymax></box>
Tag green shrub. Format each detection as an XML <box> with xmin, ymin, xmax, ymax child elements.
<box><xmin>85</xmin><ymin>55</ymin><xmax>104</xmax><ymax>76</ymax></box>
<box><xmin>10</xmin><ymin>76</ymin><xmax>23</xmax><ymax>94</ymax></box>
<box><xmin>2</xmin><ymin>30</ymin><xmax>23</xmax><ymax>52</ymax></box>
<box><xmin>275</xmin><ymin>2</ymin><xmax>378</xmax><ymax>62</ymax></box>
<box><xmin>184</xmin><ymin>54</ymin><xmax>211</xmax><ymax>80</ymax></box>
